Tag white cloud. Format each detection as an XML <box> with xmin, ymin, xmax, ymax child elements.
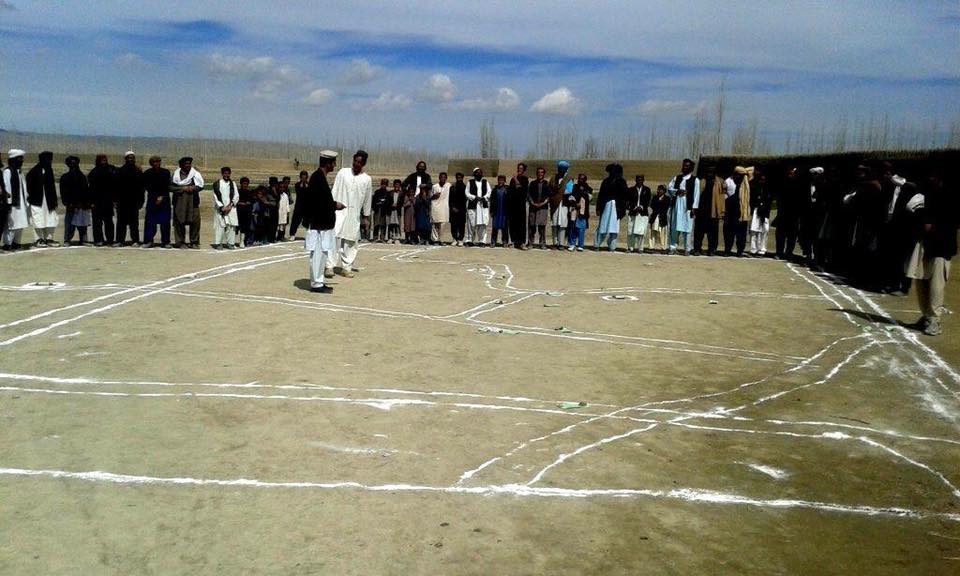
<box><xmin>352</xmin><ymin>91</ymin><xmax>413</xmax><ymax>112</ymax></box>
<box><xmin>454</xmin><ymin>87</ymin><xmax>521</xmax><ymax>111</ymax></box>
<box><xmin>633</xmin><ymin>99</ymin><xmax>707</xmax><ymax>115</ymax></box>
<box><xmin>340</xmin><ymin>58</ymin><xmax>382</xmax><ymax>85</ymax></box>
<box><xmin>205</xmin><ymin>53</ymin><xmax>297</xmax><ymax>100</ymax></box>
<box><xmin>303</xmin><ymin>88</ymin><xmax>334</xmax><ymax>106</ymax></box>
<box><xmin>530</xmin><ymin>87</ymin><xmax>582</xmax><ymax>115</ymax></box>
<box><xmin>419</xmin><ymin>73</ymin><xmax>457</xmax><ymax>103</ymax></box>
<box><xmin>116</xmin><ymin>52</ymin><xmax>144</xmax><ymax>67</ymax></box>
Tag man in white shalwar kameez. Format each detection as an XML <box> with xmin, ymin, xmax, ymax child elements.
<box><xmin>25</xmin><ymin>151</ymin><xmax>60</xmax><ymax>246</ymax></box>
<box><xmin>465</xmin><ymin>167</ymin><xmax>491</xmax><ymax>246</ymax></box>
<box><xmin>2</xmin><ymin>150</ymin><xmax>30</xmax><ymax>249</ymax></box>
<box><xmin>667</xmin><ymin>158</ymin><xmax>700</xmax><ymax>255</ymax></box>
<box><xmin>211</xmin><ymin>167</ymin><xmax>240</xmax><ymax>249</ymax></box>
<box><xmin>430</xmin><ymin>172</ymin><xmax>450</xmax><ymax>244</ymax></box>
<box><xmin>327</xmin><ymin>150</ymin><xmax>373</xmax><ymax>278</ymax></box>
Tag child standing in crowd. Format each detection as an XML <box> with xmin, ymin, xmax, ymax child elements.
<box><xmin>276</xmin><ymin>177</ymin><xmax>291</xmax><ymax>241</ymax></box>
<box><xmin>626</xmin><ymin>175</ymin><xmax>651</xmax><ymax>253</ymax></box>
<box><xmin>566</xmin><ymin>177</ymin><xmax>588</xmax><ymax>251</ymax></box>
<box><xmin>371</xmin><ymin>178</ymin><xmax>391</xmax><ymax>242</ymax></box>
<box><xmin>236</xmin><ymin>177</ymin><xmax>253</xmax><ymax>246</ymax></box>
<box><xmin>402</xmin><ymin>186</ymin><xmax>417</xmax><ymax>243</ymax></box>
<box><xmin>389</xmin><ymin>179</ymin><xmax>403</xmax><ymax>244</ymax></box>
<box><xmin>415</xmin><ymin>183</ymin><xmax>433</xmax><ymax>244</ymax></box>
<box><xmin>648</xmin><ymin>184</ymin><xmax>670</xmax><ymax>252</ymax></box>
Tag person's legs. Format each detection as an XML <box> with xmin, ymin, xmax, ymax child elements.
<box><xmin>77</xmin><ymin>227</ymin><xmax>88</xmax><ymax>244</ymax></box>
<box><xmin>213</xmin><ymin>217</ymin><xmax>225</xmax><ymax>246</ymax></box>
<box><xmin>159</xmin><ymin>209</ymin><xmax>171</xmax><ymax>245</ymax></box>
<box><xmin>567</xmin><ymin>221</ymin><xmax>577</xmax><ymax>248</ymax></box>
<box><xmin>607</xmin><ymin>233</ymin><xmax>618</xmax><ymax>252</ymax></box>
<box><xmin>190</xmin><ymin>206</ymin><xmax>201</xmax><ymax>246</ymax></box>
<box><xmin>736</xmin><ymin>222</ymin><xmax>747</xmax><ymax>255</ymax></box>
<box><xmin>340</xmin><ymin>238</ymin><xmax>359</xmax><ymax>271</ymax></box>
<box><xmin>308</xmin><ymin>236</ymin><xmax>327</xmax><ymax>289</ymax></box>
<box><xmin>627</xmin><ymin>233</ymin><xmax>636</xmax><ymax>252</ymax></box>
<box><xmin>757</xmin><ymin>222</ymin><xmax>769</xmax><ymax>255</ymax></box>
<box><xmin>64</xmin><ymin>210</ymin><xmax>76</xmax><ymax>243</ymax></box>
<box><xmin>226</xmin><ymin>225</ymin><xmax>236</xmax><ymax>247</ymax></box>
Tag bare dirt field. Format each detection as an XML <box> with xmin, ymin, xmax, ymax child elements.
<box><xmin>1</xmin><ymin>218</ymin><xmax>959</xmax><ymax>574</ymax></box>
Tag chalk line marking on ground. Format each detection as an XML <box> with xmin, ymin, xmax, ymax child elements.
<box><xmin>0</xmin><ymin>253</ymin><xmax>303</xmax><ymax>347</ymax></box>
<box><xmin>3</xmin><ymin>467</ymin><xmax>957</xmax><ymax>522</ymax></box>
<box><xmin>738</xmin><ymin>462</ymin><xmax>790</xmax><ymax>480</ymax></box>
<box><xmin>0</xmin><ymin>371</ymin><xmax>620</xmax><ymax>409</ymax></box>
<box><xmin>0</xmin><ymin>252</ymin><xmax>300</xmax><ymax>332</ymax></box>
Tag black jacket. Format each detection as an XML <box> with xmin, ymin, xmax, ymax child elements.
<box><xmin>87</xmin><ymin>164</ymin><xmax>117</xmax><ymax>207</ymax></box>
<box><xmin>916</xmin><ymin>180</ymin><xmax>958</xmax><ymax>259</ymax></box>
<box><xmin>402</xmin><ymin>171</ymin><xmax>432</xmax><ymax>194</ymax></box>
<box><xmin>304</xmin><ymin>169</ymin><xmax>336</xmax><ymax>231</ymax></box>
<box><xmin>372</xmin><ymin>187</ymin><xmax>393</xmax><ymax>217</ymax></box>
<box><xmin>26</xmin><ymin>161</ymin><xmax>58</xmax><ymax>210</ymax></box>
<box><xmin>597</xmin><ymin>175</ymin><xmax>627</xmax><ymax>220</ymax></box>
<box><xmin>750</xmin><ymin>182</ymin><xmax>772</xmax><ymax>220</ymax></box>
<box><xmin>626</xmin><ymin>185</ymin><xmax>651</xmax><ymax>217</ymax></box>
<box><xmin>59</xmin><ymin>168</ymin><xmax>91</xmax><ymax>207</ymax></box>
<box><xmin>143</xmin><ymin>167</ymin><xmax>172</xmax><ymax>210</ymax></box>
<box><xmin>117</xmin><ymin>163</ymin><xmax>145</xmax><ymax>209</ymax></box>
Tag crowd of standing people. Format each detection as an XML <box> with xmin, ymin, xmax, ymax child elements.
<box><xmin>1</xmin><ymin>148</ymin><xmax>955</xmax><ymax>335</ymax></box>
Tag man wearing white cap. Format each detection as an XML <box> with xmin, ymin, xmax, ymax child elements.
<box><xmin>25</xmin><ymin>151</ymin><xmax>60</xmax><ymax>246</ymax></box>
<box><xmin>2</xmin><ymin>149</ymin><xmax>30</xmax><ymax>250</ymax></box>
<box><xmin>303</xmin><ymin>150</ymin><xmax>344</xmax><ymax>292</ymax></box>
<box><xmin>465</xmin><ymin>167</ymin><xmax>490</xmax><ymax>246</ymax></box>
<box><xmin>327</xmin><ymin>149</ymin><xmax>372</xmax><ymax>278</ymax></box>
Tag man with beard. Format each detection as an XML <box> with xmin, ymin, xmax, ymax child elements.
<box><xmin>595</xmin><ymin>163</ymin><xmax>627</xmax><ymax>252</ymax></box>
<box><xmin>303</xmin><ymin>150</ymin><xmax>345</xmax><ymax>293</ymax></box>
<box><xmin>666</xmin><ymin>158</ymin><xmax>700</xmax><ymax>255</ymax></box>
<box><xmin>2</xmin><ymin>149</ymin><xmax>29</xmax><ymax>250</ymax></box>
<box><xmin>88</xmin><ymin>154</ymin><xmax>117</xmax><ymax>246</ymax></box>
<box><xmin>693</xmin><ymin>164</ymin><xmax>722</xmax><ymax>256</ymax></box>
<box><xmin>171</xmin><ymin>156</ymin><xmax>204</xmax><ymax>249</ymax></box>
<box><xmin>327</xmin><ymin>150</ymin><xmax>372</xmax><ymax>278</ymax></box>
<box><xmin>508</xmin><ymin>163</ymin><xmax>529</xmax><ymax>250</ymax></box>
<box><xmin>775</xmin><ymin>166</ymin><xmax>804</xmax><ymax>260</ymax></box>
<box><xmin>115</xmin><ymin>151</ymin><xmax>144</xmax><ymax>246</ymax></box>
<box><xmin>550</xmin><ymin>160</ymin><xmax>574</xmax><ymax>248</ymax></box>
<box><xmin>448</xmin><ymin>172</ymin><xmax>467</xmax><ymax>246</ymax></box>
<box><xmin>465</xmin><ymin>167</ymin><xmax>490</xmax><ymax>246</ymax></box>
<box><xmin>142</xmin><ymin>156</ymin><xmax>172</xmax><ymax>248</ymax></box>
<box><xmin>60</xmin><ymin>155</ymin><xmax>93</xmax><ymax>245</ymax></box>
<box><xmin>527</xmin><ymin>167</ymin><xmax>551</xmax><ymax>249</ymax></box>
<box><xmin>402</xmin><ymin>160</ymin><xmax>432</xmax><ymax>196</ymax></box>
<box><xmin>25</xmin><ymin>151</ymin><xmax>60</xmax><ymax>246</ymax></box>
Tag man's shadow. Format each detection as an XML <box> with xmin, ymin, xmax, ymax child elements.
<box><xmin>293</xmin><ymin>278</ymin><xmax>337</xmax><ymax>292</ymax></box>
<box><xmin>829</xmin><ymin>308</ymin><xmax>907</xmax><ymax>327</ymax></box>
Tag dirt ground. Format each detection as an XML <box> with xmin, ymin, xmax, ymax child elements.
<box><xmin>1</xmin><ymin>215</ymin><xmax>959</xmax><ymax>575</ymax></box>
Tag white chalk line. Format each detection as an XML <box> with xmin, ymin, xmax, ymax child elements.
<box><xmin>3</xmin><ymin>467</ymin><xmax>956</xmax><ymax>522</ymax></box>
<box><xmin>0</xmin><ymin>253</ymin><xmax>304</xmax><ymax>347</ymax></box>
<box><xmin>0</xmin><ymin>252</ymin><xmax>302</xmax><ymax>332</ymax></box>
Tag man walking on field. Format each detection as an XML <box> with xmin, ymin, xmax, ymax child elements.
<box><xmin>304</xmin><ymin>150</ymin><xmax>345</xmax><ymax>293</ymax></box>
<box><xmin>327</xmin><ymin>150</ymin><xmax>372</xmax><ymax>278</ymax></box>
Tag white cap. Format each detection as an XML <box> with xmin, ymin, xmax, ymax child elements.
<box><xmin>809</xmin><ymin>167</ymin><xmax>824</xmax><ymax>175</ymax></box>
<box><xmin>319</xmin><ymin>149</ymin><xmax>338</xmax><ymax>160</ymax></box>
<box><xmin>124</xmin><ymin>150</ymin><xmax>135</xmax><ymax>157</ymax></box>
<box><xmin>7</xmin><ymin>149</ymin><xmax>24</xmax><ymax>159</ymax></box>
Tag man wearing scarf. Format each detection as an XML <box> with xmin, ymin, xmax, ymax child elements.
<box><xmin>115</xmin><ymin>151</ymin><xmax>144</xmax><ymax>246</ymax></box>
<box><xmin>2</xmin><ymin>149</ymin><xmax>29</xmax><ymax>250</ymax></box>
<box><xmin>142</xmin><ymin>156</ymin><xmax>172</xmax><ymax>248</ymax></box>
<box><xmin>595</xmin><ymin>163</ymin><xmax>627</xmax><ymax>251</ymax></box>
<box><xmin>60</xmin><ymin>156</ymin><xmax>93</xmax><ymax>245</ymax></box>
<box><xmin>550</xmin><ymin>160</ymin><xmax>574</xmax><ymax>248</ymax></box>
<box><xmin>212</xmin><ymin>167</ymin><xmax>240</xmax><ymax>249</ymax></box>
<box><xmin>87</xmin><ymin>154</ymin><xmax>117</xmax><ymax>246</ymax></box>
<box><xmin>693</xmin><ymin>164</ymin><xmax>723</xmax><ymax>256</ymax></box>
<box><xmin>171</xmin><ymin>156</ymin><xmax>204</xmax><ymax>248</ymax></box>
<box><xmin>25</xmin><ymin>151</ymin><xmax>60</xmax><ymax>246</ymax></box>
<box><xmin>327</xmin><ymin>150</ymin><xmax>372</xmax><ymax>278</ymax></box>
<box><xmin>722</xmin><ymin>166</ymin><xmax>753</xmax><ymax>257</ymax></box>
<box><xmin>667</xmin><ymin>158</ymin><xmax>700</xmax><ymax>255</ymax></box>
<box><xmin>465</xmin><ymin>167</ymin><xmax>490</xmax><ymax>246</ymax></box>
<box><xmin>507</xmin><ymin>163</ymin><xmax>529</xmax><ymax>250</ymax></box>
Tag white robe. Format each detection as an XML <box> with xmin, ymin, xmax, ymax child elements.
<box><xmin>29</xmin><ymin>167</ymin><xmax>59</xmax><ymax>229</ymax></box>
<box><xmin>213</xmin><ymin>180</ymin><xmax>240</xmax><ymax>226</ymax></box>
<box><xmin>278</xmin><ymin>192</ymin><xmax>290</xmax><ymax>224</ymax></box>
<box><xmin>466</xmin><ymin>179</ymin><xmax>490</xmax><ymax>226</ymax></box>
<box><xmin>331</xmin><ymin>168</ymin><xmax>373</xmax><ymax>241</ymax></box>
<box><xmin>3</xmin><ymin>168</ymin><xmax>29</xmax><ymax>231</ymax></box>
<box><xmin>431</xmin><ymin>183</ymin><xmax>450</xmax><ymax>223</ymax></box>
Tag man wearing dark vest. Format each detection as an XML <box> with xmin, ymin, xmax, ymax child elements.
<box><xmin>465</xmin><ymin>167</ymin><xmax>490</xmax><ymax>246</ymax></box>
<box><xmin>303</xmin><ymin>150</ymin><xmax>345</xmax><ymax>293</ymax></box>
<box><xmin>527</xmin><ymin>167</ymin><xmax>551</xmax><ymax>249</ymax></box>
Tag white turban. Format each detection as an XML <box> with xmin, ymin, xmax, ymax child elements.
<box><xmin>124</xmin><ymin>150</ymin><xmax>135</xmax><ymax>157</ymax></box>
<box><xmin>7</xmin><ymin>149</ymin><xmax>24</xmax><ymax>159</ymax></box>
<box><xmin>809</xmin><ymin>167</ymin><xmax>824</xmax><ymax>175</ymax></box>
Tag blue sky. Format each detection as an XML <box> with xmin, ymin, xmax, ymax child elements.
<box><xmin>1</xmin><ymin>0</ymin><xmax>957</xmax><ymax>154</ymax></box>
